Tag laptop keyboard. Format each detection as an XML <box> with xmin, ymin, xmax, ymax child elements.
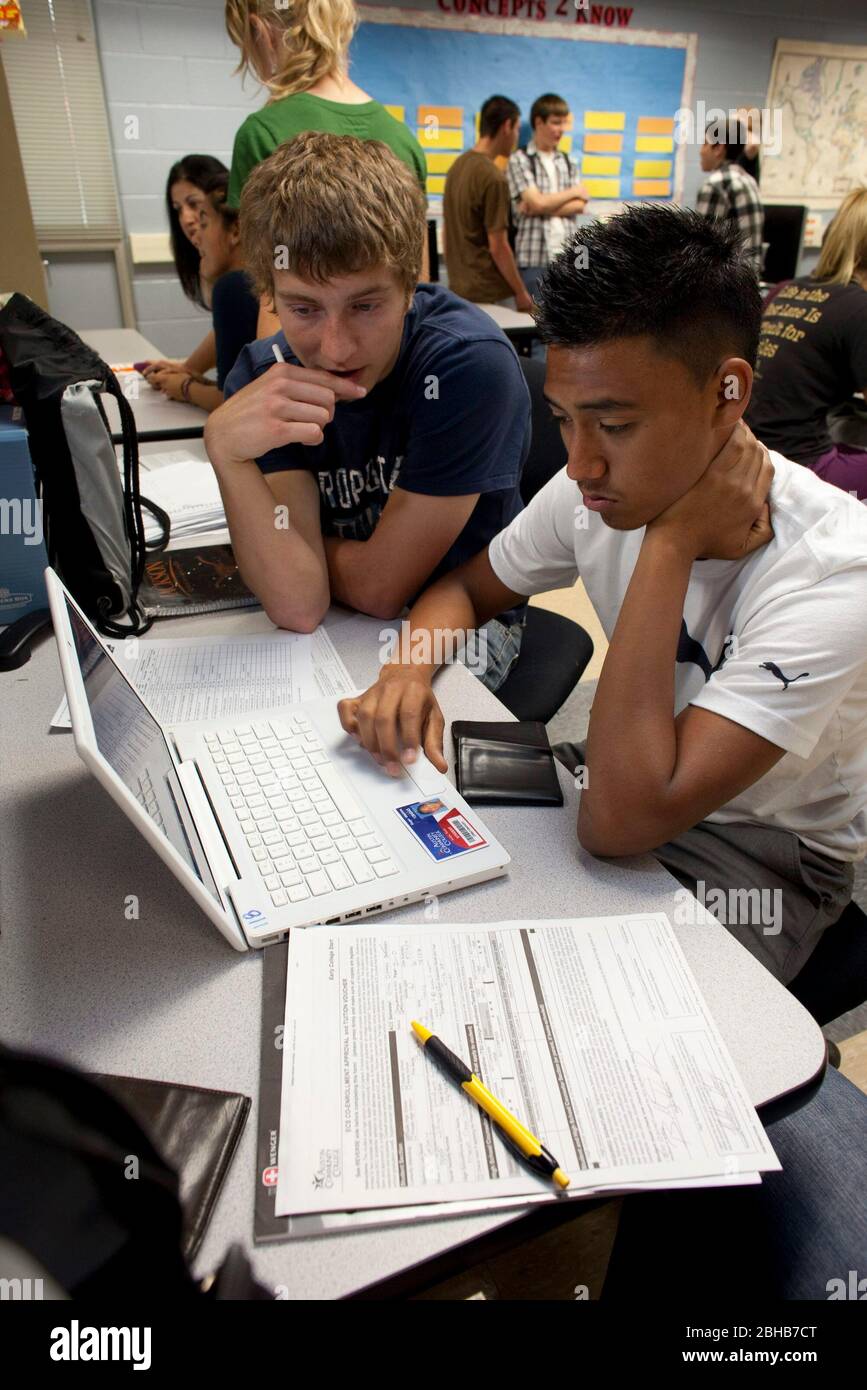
<box><xmin>203</xmin><ymin>716</ymin><xmax>399</xmax><ymax>910</ymax></box>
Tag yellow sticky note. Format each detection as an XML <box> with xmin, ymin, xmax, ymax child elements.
<box><xmin>637</xmin><ymin>116</ymin><xmax>675</xmax><ymax>135</ymax></box>
<box><xmin>427</xmin><ymin>152</ymin><xmax>460</xmax><ymax>174</ymax></box>
<box><xmin>418</xmin><ymin>128</ymin><xmax>464</xmax><ymax>150</ymax></box>
<box><xmin>582</xmin><ymin>178</ymin><xmax>621</xmax><ymax>198</ymax></box>
<box><xmin>584</xmin><ymin>111</ymin><xmax>626</xmax><ymax>131</ymax></box>
<box><xmin>426</xmin><ymin>175</ymin><xmax>446</xmax><ymax>195</ymax></box>
<box><xmin>634</xmin><ymin>159</ymin><xmax>672</xmax><ymax>178</ymax></box>
<box><xmin>635</xmin><ymin>135</ymin><xmax>674</xmax><ymax>153</ymax></box>
<box><xmin>633</xmin><ymin>179</ymin><xmax>672</xmax><ymax>197</ymax></box>
<box><xmin>418</xmin><ymin>105</ymin><xmax>463</xmax><ymax>128</ymax></box>
<box><xmin>384</xmin><ymin>105</ymin><xmax>404</xmax><ymax>123</ymax></box>
<box><xmin>582</xmin><ymin>155</ymin><xmax>621</xmax><ymax>176</ymax></box>
<box><xmin>559</xmin><ymin>135</ymin><xmax>573</xmax><ymax>153</ymax></box>
<box><xmin>584</xmin><ymin>133</ymin><xmax>623</xmax><ymax>153</ymax></box>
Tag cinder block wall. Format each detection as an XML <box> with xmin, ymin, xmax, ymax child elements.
<box><xmin>94</xmin><ymin>0</ymin><xmax>260</xmax><ymax>358</ymax></box>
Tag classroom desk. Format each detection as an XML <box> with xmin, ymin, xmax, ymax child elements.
<box><xmin>476</xmin><ymin>303</ymin><xmax>539</xmax><ymax>351</ymax></box>
<box><xmin>0</xmin><ymin>607</ymin><xmax>826</xmax><ymax>1300</ymax></box>
<box><xmin>81</xmin><ymin>328</ymin><xmax>208</xmax><ymax>444</ymax></box>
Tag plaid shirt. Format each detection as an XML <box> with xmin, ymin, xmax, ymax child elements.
<box><xmin>507</xmin><ymin>142</ymin><xmax>585</xmax><ymax>268</ymax></box>
<box><xmin>696</xmin><ymin>162</ymin><xmax>764</xmax><ymax>273</ymax></box>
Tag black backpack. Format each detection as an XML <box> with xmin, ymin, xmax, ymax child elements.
<box><xmin>0</xmin><ymin>293</ymin><xmax>168</xmax><ymax>638</ymax></box>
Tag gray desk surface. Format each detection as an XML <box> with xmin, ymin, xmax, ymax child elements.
<box><xmin>0</xmin><ymin>606</ymin><xmax>825</xmax><ymax>1299</ymax></box>
<box><xmin>81</xmin><ymin>328</ymin><xmax>208</xmax><ymax>441</ymax></box>
<box><xmin>476</xmin><ymin>303</ymin><xmax>538</xmax><ymax>333</ymax></box>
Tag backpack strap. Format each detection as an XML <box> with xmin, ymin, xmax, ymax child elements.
<box><xmin>93</xmin><ymin>368</ymin><xmax>158</xmax><ymax>637</ymax></box>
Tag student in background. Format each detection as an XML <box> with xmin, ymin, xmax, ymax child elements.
<box><xmin>339</xmin><ymin>206</ymin><xmax>867</xmax><ymax>987</ymax></box>
<box><xmin>444</xmin><ymin>95</ymin><xmax>533</xmax><ymax>312</ymax></box>
<box><xmin>696</xmin><ymin>118</ymin><xmax>763</xmax><ymax>274</ymax></box>
<box><xmin>733</xmin><ymin>105</ymin><xmax>762</xmax><ymax>183</ymax></box>
<box><xmin>507</xmin><ymin>93</ymin><xmax>589</xmax><ymax>301</ymax></box>
<box><xmin>136</xmin><ymin>154</ymin><xmax>228</xmax><ymax>385</ymax></box>
<box><xmin>224</xmin><ymin>0</ymin><xmax>428</xmax><ymax>314</ymax></box>
<box><xmin>205</xmin><ymin>133</ymin><xmax>529</xmax><ymax>689</ymax></box>
<box><xmin>746</xmin><ymin>187</ymin><xmax>867</xmax><ymax>500</ymax></box>
<box><xmin>146</xmin><ymin>173</ymin><xmax>259</xmax><ymax>413</ymax></box>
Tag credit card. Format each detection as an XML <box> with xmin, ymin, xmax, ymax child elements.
<box><xmin>396</xmin><ymin>799</ymin><xmax>488</xmax><ymax>862</ymax></box>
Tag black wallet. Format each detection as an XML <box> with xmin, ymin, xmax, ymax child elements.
<box><xmin>452</xmin><ymin>719</ymin><xmax>564</xmax><ymax>807</ymax></box>
<box><xmin>94</xmin><ymin>1073</ymin><xmax>250</xmax><ymax>1261</ymax></box>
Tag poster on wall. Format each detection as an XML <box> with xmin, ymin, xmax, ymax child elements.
<box><xmin>0</xmin><ymin>1</ymin><xmax>26</xmax><ymax>36</ymax></box>
<box><xmin>762</xmin><ymin>39</ymin><xmax>867</xmax><ymax>208</ymax></box>
<box><xmin>352</xmin><ymin>6</ymin><xmax>697</xmax><ymax>215</ymax></box>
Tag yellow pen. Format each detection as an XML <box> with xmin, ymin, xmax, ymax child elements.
<box><xmin>411</xmin><ymin>1020</ymin><xmax>570</xmax><ymax>1190</ymax></box>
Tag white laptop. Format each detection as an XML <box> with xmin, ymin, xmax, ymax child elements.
<box><xmin>47</xmin><ymin>570</ymin><xmax>510</xmax><ymax>951</ymax></box>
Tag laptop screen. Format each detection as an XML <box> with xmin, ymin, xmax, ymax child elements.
<box><xmin>66</xmin><ymin>595</ymin><xmax>220</xmax><ymax>902</ymax></box>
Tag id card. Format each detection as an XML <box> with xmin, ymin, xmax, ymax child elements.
<box><xmin>396</xmin><ymin>799</ymin><xmax>488</xmax><ymax>862</ymax></box>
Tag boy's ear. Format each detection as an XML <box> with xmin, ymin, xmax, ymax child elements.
<box><xmin>714</xmin><ymin>357</ymin><xmax>752</xmax><ymax>423</ymax></box>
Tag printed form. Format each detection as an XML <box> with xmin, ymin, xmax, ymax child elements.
<box><xmin>276</xmin><ymin>915</ymin><xmax>779</xmax><ymax>1218</ymax></box>
<box><xmin>52</xmin><ymin>628</ymin><xmax>355</xmax><ymax>728</ymax></box>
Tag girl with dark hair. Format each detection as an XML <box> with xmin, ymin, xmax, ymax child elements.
<box><xmin>144</xmin><ymin>163</ymin><xmax>259</xmax><ymax>413</ymax></box>
<box><xmin>137</xmin><ymin>154</ymin><xmax>229</xmax><ymax>387</ymax></box>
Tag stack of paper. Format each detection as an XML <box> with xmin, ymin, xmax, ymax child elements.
<box><xmin>270</xmin><ymin>915</ymin><xmax>780</xmax><ymax>1235</ymax></box>
<box><xmin>136</xmin><ymin>460</ymin><xmax>226</xmax><ymax>543</ymax></box>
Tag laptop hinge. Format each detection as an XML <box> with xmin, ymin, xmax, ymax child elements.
<box><xmin>175</xmin><ymin>760</ymin><xmax>241</xmax><ymax>899</ymax></box>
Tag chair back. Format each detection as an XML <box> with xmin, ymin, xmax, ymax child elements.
<box><xmin>788</xmin><ymin>900</ymin><xmax>867</xmax><ymax>1026</ymax></box>
<box><xmin>518</xmin><ymin>356</ymin><xmax>567</xmax><ymax>504</ymax></box>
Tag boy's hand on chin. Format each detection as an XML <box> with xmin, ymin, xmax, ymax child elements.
<box><xmin>648</xmin><ymin>422</ymin><xmax>774</xmax><ymax>562</ymax></box>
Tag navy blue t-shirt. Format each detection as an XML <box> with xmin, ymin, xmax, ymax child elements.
<box><xmin>223</xmin><ymin>284</ymin><xmax>529</xmax><ymax>616</ymax></box>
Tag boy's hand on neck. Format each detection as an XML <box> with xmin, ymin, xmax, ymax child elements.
<box><xmin>645</xmin><ymin>421</ymin><xmax>774</xmax><ymax>563</ymax></box>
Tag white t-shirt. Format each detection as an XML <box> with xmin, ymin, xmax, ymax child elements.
<box><xmin>489</xmin><ymin>453</ymin><xmax>867</xmax><ymax>862</ymax></box>
<box><xmin>537</xmin><ymin>151</ymin><xmax>567</xmax><ymax>259</ymax></box>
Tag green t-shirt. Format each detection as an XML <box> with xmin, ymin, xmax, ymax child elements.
<box><xmin>227</xmin><ymin>92</ymin><xmax>427</xmax><ymax>207</ymax></box>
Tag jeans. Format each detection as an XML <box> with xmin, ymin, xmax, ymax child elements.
<box><xmin>518</xmin><ymin>267</ymin><xmax>548</xmax><ymax>359</ymax></box>
<box><xmin>471</xmin><ymin>617</ymin><xmax>525</xmax><ymax>693</ymax></box>
<box><xmin>520</xmin><ymin>265</ymin><xmax>547</xmax><ymax>301</ymax></box>
<box><xmin>602</xmin><ymin>1064</ymin><xmax>867</xmax><ymax>1301</ymax></box>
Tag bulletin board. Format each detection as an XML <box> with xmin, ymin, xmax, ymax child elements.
<box><xmin>352</xmin><ymin>7</ymin><xmax>697</xmax><ymax>212</ymax></box>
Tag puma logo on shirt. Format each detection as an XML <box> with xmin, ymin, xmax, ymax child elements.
<box><xmin>759</xmin><ymin>662</ymin><xmax>811</xmax><ymax>691</ymax></box>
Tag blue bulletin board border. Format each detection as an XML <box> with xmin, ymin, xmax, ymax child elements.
<box><xmin>354</xmin><ymin>6</ymin><xmax>697</xmax><ymax>212</ymax></box>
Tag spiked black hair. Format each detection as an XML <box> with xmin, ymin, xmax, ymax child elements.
<box><xmin>535</xmin><ymin>203</ymin><xmax>762</xmax><ymax>382</ymax></box>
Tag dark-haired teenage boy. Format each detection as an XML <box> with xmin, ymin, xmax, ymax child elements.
<box><xmin>205</xmin><ymin>131</ymin><xmax>529</xmax><ymax>691</ymax></box>
<box><xmin>339</xmin><ymin>204</ymin><xmax>867</xmax><ymax>986</ymax></box>
<box><xmin>444</xmin><ymin>95</ymin><xmax>533</xmax><ymax>312</ymax></box>
<box><xmin>696</xmin><ymin>117</ymin><xmax>764</xmax><ymax>274</ymax></box>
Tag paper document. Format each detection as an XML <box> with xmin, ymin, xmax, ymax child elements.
<box><xmin>256</xmin><ymin>939</ymin><xmax>756</xmax><ymax>1246</ymax></box>
<box><xmin>52</xmin><ymin>628</ymin><xmax>355</xmax><ymax>729</ymax></box>
<box><xmin>135</xmin><ymin>460</ymin><xmax>226</xmax><ymax>542</ymax></box>
<box><xmin>276</xmin><ymin>916</ymin><xmax>779</xmax><ymax>1218</ymax></box>
<box><xmin>135</xmin><ymin>449</ymin><xmax>205</xmax><ymax>473</ymax></box>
